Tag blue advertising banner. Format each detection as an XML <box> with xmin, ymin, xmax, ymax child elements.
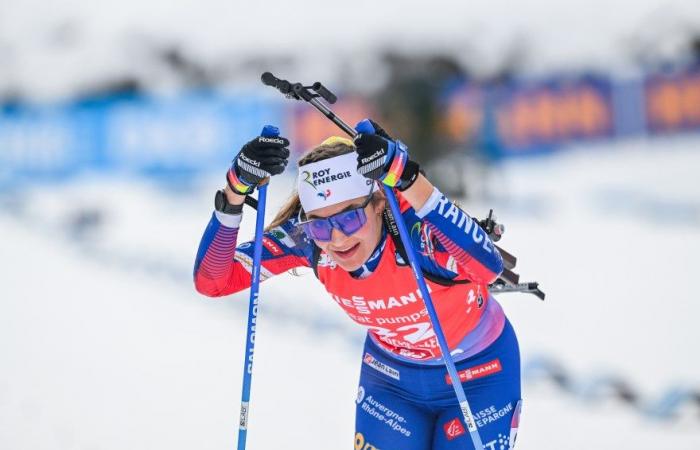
<box><xmin>0</xmin><ymin>104</ymin><xmax>92</xmax><ymax>182</ymax></box>
<box><xmin>440</xmin><ymin>76</ymin><xmax>617</xmax><ymax>159</ymax></box>
<box><xmin>0</xmin><ymin>93</ymin><xmax>283</xmax><ymax>187</ymax></box>
<box><xmin>2</xmin><ymin>67</ymin><xmax>700</xmax><ymax>188</ymax></box>
<box><xmin>490</xmin><ymin>76</ymin><xmax>615</xmax><ymax>155</ymax></box>
<box><xmin>645</xmin><ymin>70</ymin><xmax>700</xmax><ymax>134</ymax></box>
<box><xmin>440</xmin><ymin>68</ymin><xmax>700</xmax><ymax>159</ymax></box>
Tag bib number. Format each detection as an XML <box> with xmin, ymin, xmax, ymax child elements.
<box><xmin>367</xmin><ymin>321</ymin><xmax>436</xmax><ymax>345</ymax></box>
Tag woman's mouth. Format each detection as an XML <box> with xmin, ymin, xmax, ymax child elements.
<box><xmin>332</xmin><ymin>242</ymin><xmax>360</xmax><ymax>260</ymax></box>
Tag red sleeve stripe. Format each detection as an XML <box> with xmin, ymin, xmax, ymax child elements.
<box><xmin>198</xmin><ymin>227</ymin><xmax>238</xmax><ymax>279</ymax></box>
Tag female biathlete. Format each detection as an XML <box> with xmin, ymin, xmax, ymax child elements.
<box><xmin>194</xmin><ymin>119</ymin><xmax>522</xmax><ymax>450</ymax></box>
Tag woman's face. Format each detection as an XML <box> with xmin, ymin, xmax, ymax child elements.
<box><xmin>306</xmin><ymin>195</ymin><xmax>385</xmax><ymax>272</ymax></box>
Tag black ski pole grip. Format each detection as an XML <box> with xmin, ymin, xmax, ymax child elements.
<box><xmin>312</xmin><ymin>82</ymin><xmax>337</xmax><ymax>104</ymax></box>
<box><xmin>260</xmin><ymin>71</ymin><xmax>277</xmax><ymax>86</ymax></box>
<box><xmin>261</xmin><ymin>72</ymin><xmax>291</xmax><ymax>94</ymax></box>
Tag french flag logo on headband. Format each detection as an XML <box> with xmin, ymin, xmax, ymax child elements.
<box><xmin>317</xmin><ymin>189</ymin><xmax>331</xmax><ymax>200</ymax></box>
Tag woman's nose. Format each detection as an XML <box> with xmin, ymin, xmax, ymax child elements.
<box><xmin>330</xmin><ymin>227</ymin><xmax>349</xmax><ymax>243</ymax></box>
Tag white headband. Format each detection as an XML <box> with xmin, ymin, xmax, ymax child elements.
<box><xmin>297</xmin><ymin>152</ymin><xmax>375</xmax><ymax>213</ymax></box>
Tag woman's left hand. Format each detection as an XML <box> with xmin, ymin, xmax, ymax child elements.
<box><xmin>353</xmin><ymin>119</ymin><xmax>419</xmax><ymax>191</ymax></box>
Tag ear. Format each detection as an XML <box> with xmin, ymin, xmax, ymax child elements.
<box><xmin>373</xmin><ymin>197</ymin><xmax>386</xmax><ymax>215</ymax></box>
<box><xmin>370</xmin><ymin>189</ymin><xmax>387</xmax><ymax>215</ymax></box>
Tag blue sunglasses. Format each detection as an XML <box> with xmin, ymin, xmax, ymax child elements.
<box><xmin>298</xmin><ymin>194</ymin><xmax>373</xmax><ymax>242</ymax></box>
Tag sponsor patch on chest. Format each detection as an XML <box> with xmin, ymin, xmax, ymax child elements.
<box><xmin>262</xmin><ymin>237</ymin><xmax>283</xmax><ymax>256</ymax></box>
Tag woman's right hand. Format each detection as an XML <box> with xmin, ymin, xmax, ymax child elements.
<box><xmin>227</xmin><ymin>125</ymin><xmax>290</xmax><ymax>195</ymax></box>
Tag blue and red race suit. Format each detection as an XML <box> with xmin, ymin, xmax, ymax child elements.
<box><xmin>194</xmin><ymin>187</ymin><xmax>521</xmax><ymax>449</ymax></box>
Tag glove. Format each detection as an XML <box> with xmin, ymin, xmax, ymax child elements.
<box><xmin>227</xmin><ymin>125</ymin><xmax>290</xmax><ymax>195</ymax></box>
<box><xmin>353</xmin><ymin>119</ymin><xmax>420</xmax><ymax>191</ymax></box>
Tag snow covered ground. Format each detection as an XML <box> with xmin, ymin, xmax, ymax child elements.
<box><xmin>1</xmin><ymin>134</ymin><xmax>700</xmax><ymax>449</ymax></box>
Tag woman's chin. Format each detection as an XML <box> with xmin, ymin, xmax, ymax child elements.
<box><xmin>331</xmin><ymin>247</ymin><xmax>367</xmax><ymax>272</ymax></box>
<box><xmin>336</xmin><ymin>259</ymin><xmax>364</xmax><ymax>272</ymax></box>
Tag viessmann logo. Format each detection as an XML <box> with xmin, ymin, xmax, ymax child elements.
<box><xmin>446</xmin><ymin>359</ymin><xmax>502</xmax><ymax>385</ymax></box>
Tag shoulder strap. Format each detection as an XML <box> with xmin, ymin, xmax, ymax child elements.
<box><xmin>382</xmin><ymin>207</ymin><xmax>470</xmax><ymax>287</ymax></box>
<box><xmin>311</xmin><ymin>242</ymin><xmax>322</xmax><ymax>278</ymax></box>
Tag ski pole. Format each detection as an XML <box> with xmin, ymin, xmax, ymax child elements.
<box><xmin>236</xmin><ymin>125</ymin><xmax>276</xmax><ymax>450</ymax></box>
<box><xmin>261</xmin><ymin>73</ymin><xmax>484</xmax><ymax>449</ymax></box>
